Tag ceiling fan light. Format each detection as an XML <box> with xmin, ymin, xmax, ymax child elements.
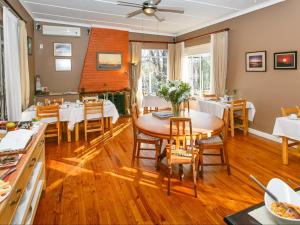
<box><xmin>144</xmin><ymin>7</ymin><xmax>156</xmax><ymax>15</ymax></box>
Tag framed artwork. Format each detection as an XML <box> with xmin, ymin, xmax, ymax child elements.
<box><xmin>55</xmin><ymin>59</ymin><xmax>71</xmax><ymax>71</ymax></box>
<box><xmin>246</xmin><ymin>51</ymin><xmax>267</xmax><ymax>72</ymax></box>
<box><xmin>96</xmin><ymin>52</ymin><xmax>122</xmax><ymax>70</ymax></box>
<box><xmin>54</xmin><ymin>43</ymin><xmax>72</xmax><ymax>57</ymax></box>
<box><xmin>274</xmin><ymin>51</ymin><xmax>297</xmax><ymax>70</ymax></box>
<box><xmin>27</xmin><ymin>37</ymin><xmax>32</xmax><ymax>55</ymax></box>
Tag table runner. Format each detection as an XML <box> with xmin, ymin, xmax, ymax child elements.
<box><xmin>21</xmin><ymin>100</ymin><xmax>119</xmax><ymax>131</ymax></box>
<box><xmin>198</xmin><ymin>99</ymin><xmax>256</xmax><ymax>121</ymax></box>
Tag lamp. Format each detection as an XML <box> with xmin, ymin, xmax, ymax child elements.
<box><xmin>143</xmin><ymin>7</ymin><xmax>156</xmax><ymax>15</ymax></box>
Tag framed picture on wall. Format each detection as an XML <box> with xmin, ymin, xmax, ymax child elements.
<box><xmin>245</xmin><ymin>51</ymin><xmax>267</xmax><ymax>72</ymax></box>
<box><xmin>55</xmin><ymin>58</ymin><xmax>71</xmax><ymax>71</ymax></box>
<box><xmin>96</xmin><ymin>52</ymin><xmax>122</xmax><ymax>70</ymax></box>
<box><xmin>54</xmin><ymin>43</ymin><xmax>72</xmax><ymax>57</ymax></box>
<box><xmin>274</xmin><ymin>51</ymin><xmax>297</xmax><ymax>70</ymax></box>
<box><xmin>27</xmin><ymin>37</ymin><xmax>32</xmax><ymax>55</ymax></box>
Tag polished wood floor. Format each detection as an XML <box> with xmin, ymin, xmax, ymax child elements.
<box><xmin>34</xmin><ymin>118</ymin><xmax>300</xmax><ymax>225</ymax></box>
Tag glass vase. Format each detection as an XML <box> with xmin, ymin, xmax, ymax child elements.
<box><xmin>172</xmin><ymin>103</ymin><xmax>180</xmax><ymax>117</ymax></box>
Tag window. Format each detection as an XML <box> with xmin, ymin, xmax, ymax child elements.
<box><xmin>184</xmin><ymin>53</ymin><xmax>211</xmax><ymax>95</ymax></box>
<box><xmin>141</xmin><ymin>49</ymin><xmax>168</xmax><ymax>95</ymax></box>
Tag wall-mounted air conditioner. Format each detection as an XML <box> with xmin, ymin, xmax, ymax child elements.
<box><xmin>42</xmin><ymin>25</ymin><xmax>81</xmax><ymax>37</ymax></box>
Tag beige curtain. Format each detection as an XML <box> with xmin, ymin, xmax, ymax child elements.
<box><xmin>18</xmin><ymin>20</ymin><xmax>30</xmax><ymax>110</ymax></box>
<box><xmin>210</xmin><ymin>31</ymin><xmax>228</xmax><ymax>96</ymax></box>
<box><xmin>168</xmin><ymin>42</ymin><xmax>184</xmax><ymax>81</ymax></box>
<box><xmin>130</xmin><ymin>42</ymin><xmax>143</xmax><ymax>107</ymax></box>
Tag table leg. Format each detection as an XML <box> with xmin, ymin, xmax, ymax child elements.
<box><xmin>282</xmin><ymin>137</ymin><xmax>289</xmax><ymax>165</ymax></box>
<box><xmin>67</xmin><ymin>129</ymin><xmax>71</xmax><ymax>143</ymax></box>
<box><xmin>75</xmin><ymin>123</ymin><xmax>79</xmax><ymax>142</ymax></box>
<box><xmin>109</xmin><ymin>117</ymin><xmax>113</xmax><ymax>137</ymax></box>
<box><xmin>244</xmin><ymin>108</ymin><xmax>249</xmax><ymax>135</ymax></box>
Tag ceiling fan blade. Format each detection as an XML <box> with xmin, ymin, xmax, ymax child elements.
<box><xmin>117</xmin><ymin>1</ymin><xmax>143</xmax><ymax>8</ymax></box>
<box><xmin>157</xmin><ymin>7</ymin><xmax>184</xmax><ymax>14</ymax></box>
<box><xmin>154</xmin><ymin>14</ymin><xmax>165</xmax><ymax>22</ymax></box>
<box><xmin>127</xmin><ymin>9</ymin><xmax>143</xmax><ymax>18</ymax></box>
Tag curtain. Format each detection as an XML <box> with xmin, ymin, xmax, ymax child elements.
<box><xmin>19</xmin><ymin>20</ymin><xmax>30</xmax><ymax>110</ymax></box>
<box><xmin>168</xmin><ymin>42</ymin><xmax>184</xmax><ymax>81</ymax></box>
<box><xmin>3</xmin><ymin>7</ymin><xmax>22</xmax><ymax>121</ymax></box>
<box><xmin>210</xmin><ymin>31</ymin><xmax>228</xmax><ymax>96</ymax></box>
<box><xmin>130</xmin><ymin>42</ymin><xmax>143</xmax><ymax>108</ymax></box>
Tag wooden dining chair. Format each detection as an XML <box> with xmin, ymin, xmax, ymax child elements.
<box><xmin>166</xmin><ymin>117</ymin><xmax>198</xmax><ymax>197</ymax></box>
<box><xmin>228</xmin><ymin>99</ymin><xmax>247</xmax><ymax>137</ymax></box>
<box><xmin>44</xmin><ymin>98</ymin><xmax>64</xmax><ymax>105</ymax></box>
<box><xmin>281</xmin><ymin>106</ymin><xmax>300</xmax><ymax>116</ymax></box>
<box><xmin>84</xmin><ymin>101</ymin><xmax>105</xmax><ymax>141</ymax></box>
<box><xmin>143</xmin><ymin>107</ymin><xmax>158</xmax><ymax>114</ymax></box>
<box><xmin>82</xmin><ymin>96</ymin><xmax>99</xmax><ymax>103</ymax></box>
<box><xmin>196</xmin><ymin>109</ymin><xmax>230</xmax><ymax>178</ymax></box>
<box><xmin>131</xmin><ymin>104</ymin><xmax>161</xmax><ymax>169</ymax></box>
<box><xmin>203</xmin><ymin>94</ymin><xmax>218</xmax><ymax>100</ymax></box>
<box><xmin>37</xmin><ymin>105</ymin><xmax>61</xmax><ymax>144</ymax></box>
<box><xmin>281</xmin><ymin>106</ymin><xmax>300</xmax><ymax>149</ymax></box>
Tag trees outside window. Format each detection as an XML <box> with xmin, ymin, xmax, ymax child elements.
<box><xmin>141</xmin><ymin>49</ymin><xmax>168</xmax><ymax>95</ymax></box>
<box><xmin>184</xmin><ymin>53</ymin><xmax>211</xmax><ymax>95</ymax></box>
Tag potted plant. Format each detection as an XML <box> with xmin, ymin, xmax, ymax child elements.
<box><xmin>157</xmin><ymin>80</ymin><xmax>191</xmax><ymax>116</ymax></box>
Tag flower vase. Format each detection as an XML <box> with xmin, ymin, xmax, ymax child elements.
<box><xmin>172</xmin><ymin>103</ymin><xmax>180</xmax><ymax>117</ymax></box>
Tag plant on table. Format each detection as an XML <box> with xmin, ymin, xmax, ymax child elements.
<box><xmin>157</xmin><ymin>80</ymin><xmax>191</xmax><ymax>116</ymax></box>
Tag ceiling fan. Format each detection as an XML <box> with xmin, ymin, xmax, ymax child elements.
<box><xmin>117</xmin><ymin>0</ymin><xmax>184</xmax><ymax>22</ymax></box>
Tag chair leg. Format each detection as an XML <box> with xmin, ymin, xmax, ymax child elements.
<box><xmin>84</xmin><ymin>122</ymin><xmax>87</xmax><ymax>142</ymax></box>
<box><xmin>168</xmin><ymin>165</ymin><xmax>172</xmax><ymax>196</ymax></box>
<box><xmin>230</xmin><ymin>111</ymin><xmax>235</xmax><ymax>137</ymax></box>
<box><xmin>57</xmin><ymin>122</ymin><xmax>61</xmax><ymax>145</ymax></box>
<box><xmin>220</xmin><ymin>148</ymin><xmax>224</xmax><ymax>164</ymax></box>
<box><xmin>192</xmin><ymin>161</ymin><xmax>198</xmax><ymax>198</ymax></box>
<box><xmin>155</xmin><ymin>142</ymin><xmax>160</xmax><ymax>170</ymax></box>
<box><xmin>223</xmin><ymin>146</ymin><xmax>231</xmax><ymax>175</ymax></box>
<box><xmin>137</xmin><ymin>142</ymin><xmax>141</xmax><ymax>157</ymax></box>
<box><xmin>198</xmin><ymin>149</ymin><xmax>203</xmax><ymax>178</ymax></box>
<box><xmin>131</xmin><ymin>139</ymin><xmax>137</xmax><ymax>167</ymax></box>
<box><xmin>179</xmin><ymin>164</ymin><xmax>184</xmax><ymax>181</ymax></box>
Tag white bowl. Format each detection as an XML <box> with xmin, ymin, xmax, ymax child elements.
<box><xmin>265</xmin><ymin>178</ymin><xmax>300</xmax><ymax>224</ymax></box>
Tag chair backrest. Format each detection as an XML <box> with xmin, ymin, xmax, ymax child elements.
<box><xmin>169</xmin><ymin>117</ymin><xmax>194</xmax><ymax>153</ymax></box>
<box><xmin>82</xmin><ymin>96</ymin><xmax>99</xmax><ymax>103</ymax></box>
<box><xmin>181</xmin><ymin>99</ymin><xmax>190</xmax><ymax>112</ymax></box>
<box><xmin>143</xmin><ymin>107</ymin><xmax>158</xmax><ymax>114</ymax></box>
<box><xmin>44</xmin><ymin>98</ymin><xmax>64</xmax><ymax>106</ymax></box>
<box><xmin>203</xmin><ymin>94</ymin><xmax>218</xmax><ymax>100</ymax></box>
<box><xmin>131</xmin><ymin>103</ymin><xmax>140</xmax><ymax>137</ymax></box>
<box><xmin>84</xmin><ymin>101</ymin><xmax>104</xmax><ymax>120</ymax></box>
<box><xmin>37</xmin><ymin>105</ymin><xmax>60</xmax><ymax>121</ymax></box>
<box><xmin>281</xmin><ymin>106</ymin><xmax>299</xmax><ymax>116</ymax></box>
<box><xmin>230</xmin><ymin>99</ymin><xmax>246</xmax><ymax>113</ymax></box>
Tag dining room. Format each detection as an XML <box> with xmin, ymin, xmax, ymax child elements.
<box><xmin>1</xmin><ymin>0</ymin><xmax>300</xmax><ymax>225</ymax></box>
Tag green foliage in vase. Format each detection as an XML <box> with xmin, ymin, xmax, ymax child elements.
<box><xmin>157</xmin><ymin>80</ymin><xmax>191</xmax><ymax>105</ymax></box>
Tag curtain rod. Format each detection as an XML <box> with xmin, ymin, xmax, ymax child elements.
<box><xmin>1</xmin><ymin>0</ymin><xmax>27</xmax><ymax>23</ymax></box>
<box><xmin>129</xmin><ymin>28</ymin><xmax>229</xmax><ymax>44</ymax></box>
<box><xmin>176</xmin><ymin>28</ymin><xmax>230</xmax><ymax>43</ymax></box>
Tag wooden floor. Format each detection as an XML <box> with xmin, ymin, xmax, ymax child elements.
<box><xmin>33</xmin><ymin>118</ymin><xmax>300</xmax><ymax>225</ymax></box>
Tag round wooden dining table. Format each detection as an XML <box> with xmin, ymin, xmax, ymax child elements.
<box><xmin>135</xmin><ymin>110</ymin><xmax>224</xmax><ymax>139</ymax></box>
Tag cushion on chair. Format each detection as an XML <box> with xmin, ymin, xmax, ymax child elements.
<box><xmin>137</xmin><ymin>132</ymin><xmax>160</xmax><ymax>141</ymax></box>
<box><xmin>196</xmin><ymin>136</ymin><xmax>223</xmax><ymax>145</ymax></box>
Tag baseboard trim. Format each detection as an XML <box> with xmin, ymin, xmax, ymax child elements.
<box><xmin>247</xmin><ymin>128</ymin><xmax>282</xmax><ymax>143</ymax></box>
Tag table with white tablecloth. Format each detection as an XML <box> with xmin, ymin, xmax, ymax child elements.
<box><xmin>273</xmin><ymin>117</ymin><xmax>300</xmax><ymax>165</ymax></box>
<box><xmin>142</xmin><ymin>95</ymin><xmax>171</xmax><ymax>109</ymax></box>
<box><xmin>198</xmin><ymin>99</ymin><xmax>256</xmax><ymax>121</ymax></box>
<box><xmin>21</xmin><ymin>100</ymin><xmax>119</xmax><ymax>141</ymax></box>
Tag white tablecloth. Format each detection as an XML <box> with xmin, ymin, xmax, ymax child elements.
<box><xmin>21</xmin><ymin>100</ymin><xmax>119</xmax><ymax>131</ymax></box>
<box><xmin>198</xmin><ymin>99</ymin><xmax>256</xmax><ymax>121</ymax></box>
<box><xmin>142</xmin><ymin>95</ymin><xmax>171</xmax><ymax>108</ymax></box>
<box><xmin>273</xmin><ymin>117</ymin><xmax>300</xmax><ymax>141</ymax></box>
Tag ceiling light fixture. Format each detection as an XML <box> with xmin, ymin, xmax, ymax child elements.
<box><xmin>143</xmin><ymin>6</ymin><xmax>156</xmax><ymax>15</ymax></box>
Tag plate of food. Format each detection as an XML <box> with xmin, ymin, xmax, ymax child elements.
<box><xmin>265</xmin><ymin>178</ymin><xmax>300</xmax><ymax>224</ymax></box>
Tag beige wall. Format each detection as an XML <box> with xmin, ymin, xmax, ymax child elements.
<box><xmin>177</xmin><ymin>0</ymin><xmax>300</xmax><ymax>133</ymax></box>
<box><xmin>34</xmin><ymin>23</ymin><xmax>174</xmax><ymax>92</ymax></box>
<box><xmin>34</xmin><ymin>22</ymin><xmax>90</xmax><ymax>93</ymax></box>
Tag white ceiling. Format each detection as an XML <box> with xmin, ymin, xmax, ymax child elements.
<box><xmin>20</xmin><ymin>0</ymin><xmax>285</xmax><ymax>36</ymax></box>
